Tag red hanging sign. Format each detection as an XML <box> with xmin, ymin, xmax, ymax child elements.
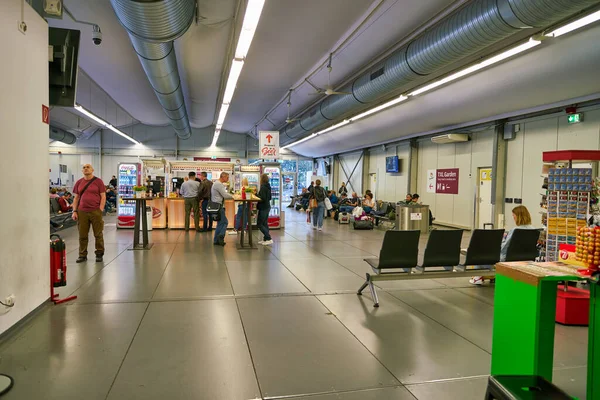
<box><xmin>42</xmin><ymin>104</ymin><xmax>49</xmax><ymax>124</ymax></box>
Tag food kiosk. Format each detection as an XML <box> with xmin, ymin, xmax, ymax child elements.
<box><xmin>166</xmin><ymin>160</ymin><xmax>236</xmax><ymax>229</ymax></box>
<box><xmin>140</xmin><ymin>158</ymin><xmax>168</xmax><ymax>229</ymax></box>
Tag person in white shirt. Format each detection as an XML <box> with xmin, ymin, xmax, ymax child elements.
<box><xmin>211</xmin><ymin>172</ymin><xmax>234</xmax><ymax>246</ymax></box>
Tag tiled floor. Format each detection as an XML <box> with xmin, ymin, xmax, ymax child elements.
<box><xmin>0</xmin><ymin>211</ymin><xmax>588</xmax><ymax>399</ymax></box>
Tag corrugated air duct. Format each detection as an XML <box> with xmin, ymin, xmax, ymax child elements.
<box><xmin>110</xmin><ymin>0</ymin><xmax>195</xmax><ymax>140</ymax></box>
<box><xmin>281</xmin><ymin>0</ymin><xmax>600</xmax><ymax>143</ymax></box>
<box><xmin>49</xmin><ymin>125</ymin><xmax>77</xmax><ymax>145</ymax></box>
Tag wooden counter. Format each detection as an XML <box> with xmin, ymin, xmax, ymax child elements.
<box><xmin>146</xmin><ymin>197</ymin><xmax>167</xmax><ymax>229</ymax></box>
<box><xmin>167</xmin><ymin>198</ymin><xmax>235</xmax><ymax>229</ymax></box>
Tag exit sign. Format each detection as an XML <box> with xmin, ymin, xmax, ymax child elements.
<box><xmin>567</xmin><ymin>113</ymin><xmax>583</xmax><ymax>124</ymax></box>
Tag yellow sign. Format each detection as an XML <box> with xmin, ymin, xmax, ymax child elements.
<box><xmin>480</xmin><ymin>169</ymin><xmax>492</xmax><ymax>181</ymax></box>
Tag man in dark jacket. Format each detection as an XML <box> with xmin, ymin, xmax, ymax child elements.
<box><xmin>257</xmin><ymin>173</ymin><xmax>273</xmax><ymax>245</ymax></box>
<box><xmin>198</xmin><ymin>172</ymin><xmax>213</xmax><ymax>232</ymax></box>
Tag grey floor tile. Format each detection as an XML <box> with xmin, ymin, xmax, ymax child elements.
<box><xmin>455</xmin><ymin>287</ymin><xmax>495</xmax><ymax>306</ymax></box>
<box><xmin>282</xmin><ymin>257</ymin><xmax>366</xmax><ymax>293</ymax></box>
<box><xmin>295</xmin><ymin>386</ymin><xmax>416</xmax><ymax>399</ymax></box>
<box><xmin>72</xmin><ymin>263</ymin><xmax>167</xmax><ymax>303</ymax></box>
<box><xmin>0</xmin><ymin>303</ymin><xmax>148</xmax><ymax>400</ymax></box>
<box><xmin>221</xmin><ymin>246</ymin><xmax>277</xmax><ymax>261</ymax></box>
<box><xmin>307</xmin><ymin>241</ymin><xmax>375</xmax><ymax>258</ymax></box>
<box><xmin>431</xmin><ymin>277</ymin><xmax>478</xmax><ymax>288</ymax></box>
<box><xmin>107</xmin><ymin>300</ymin><xmax>261</xmax><ymax>400</ymax></box>
<box><xmin>552</xmin><ymin>366</ymin><xmax>586</xmax><ymax>399</ymax></box>
<box><xmin>318</xmin><ymin>293</ymin><xmax>491</xmax><ymax>384</ymax></box>
<box><xmin>152</xmin><ymin>261</ymin><xmax>233</xmax><ymax>299</ymax></box>
<box><xmin>225</xmin><ymin>259</ymin><xmax>308</xmax><ymax>295</ymax></box>
<box><xmin>406</xmin><ymin>377</ymin><xmax>488</xmax><ymax>400</ymax></box>
<box><xmin>237</xmin><ymin>296</ymin><xmax>399</xmax><ymax>398</ymax></box>
<box><xmin>389</xmin><ymin>289</ymin><xmax>494</xmax><ymax>352</ymax></box>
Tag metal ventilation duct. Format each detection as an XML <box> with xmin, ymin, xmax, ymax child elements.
<box><xmin>282</xmin><ymin>0</ymin><xmax>600</xmax><ymax>144</ymax></box>
<box><xmin>49</xmin><ymin>126</ymin><xmax>77</xmax><ymax>145</ymax></box>
<box><xmin>110</xmin><ymin>0</ymin><xmax>195</xmax><ymax>139</ymax></box>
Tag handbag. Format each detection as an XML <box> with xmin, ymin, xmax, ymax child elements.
<box><xmin>324</xmin><ymin>197</ymin><xmax>333</xmax><ymax>210</ymax></box>
<box><xmin>309</xmin><ymin>198</ymin><xmax>318</xmax><ymax>209</ymax></box>
<box><xmin>206</xmin><ymin>201</ymin><xmax>222</xmax><ymax>221</ymax></box>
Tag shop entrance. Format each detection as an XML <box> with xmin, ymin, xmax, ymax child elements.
<box><xmin>477</xmin><ymin>167</ymin><xmax>493</xmax><ymax>228</ymax></box>
<box><xmin>282</xmin><ymin>172</ymin><xmax>296</xmax><ymax>207</ymax></box>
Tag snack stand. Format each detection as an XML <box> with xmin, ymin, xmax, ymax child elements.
<box><xmin>166</xmin><ymin>160</ymin><xmax>235</xmax><ymax>229</ymax></box>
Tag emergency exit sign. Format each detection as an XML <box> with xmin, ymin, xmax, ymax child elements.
<box><xmin>567</xmin><ymin>113</ymin><xmax>583</xmax><ymax>124</ymax></box>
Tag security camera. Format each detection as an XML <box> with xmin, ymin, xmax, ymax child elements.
<box><xmin>92</xmin><ymin>25</ymin><xmax>102</xmax><ymax>46</ymax></box>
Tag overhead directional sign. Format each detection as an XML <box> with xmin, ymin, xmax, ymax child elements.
<box><xmin>259</xmin><ymin>130</ymin><xmax>279</xmax><ymax>159</ymax></box>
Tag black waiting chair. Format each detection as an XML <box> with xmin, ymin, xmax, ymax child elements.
<box><xmin>418</xmin><ymin>229</ymin><xmax>463</xmax><ymax>272</ymax></box>
<box><xmin>357</xmin><ymin>230</ymin><xmax>420</xmax><ymax>307</ymax></box>
<box><xmin>457</xmin><ymin>229</ymin><xmax>504</xmax><ymax>271</ymax></box>
<box><xmin>485</xmin><ymin>375</ymin><xmax>572</xmax><ymax>399</ymax></box>
<box><xmin>504</xmin><ymin>229</ymin><xmax>542</xmax><ymax>262</ymax></box>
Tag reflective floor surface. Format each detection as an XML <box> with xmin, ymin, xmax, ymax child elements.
<box><xmin>0</xmin><ymin>211</ymin><xmax>587</xmax><ymax>399</ymax></box>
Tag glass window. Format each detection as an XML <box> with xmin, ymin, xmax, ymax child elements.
<box><xmin>279</xmin><ymin>159</ymin><xmax>297</xmax><ymax>173</ymax></box>
<box><xmin>297</xmin><ymin>160</ymin><xmax>313</xmax><ymax>194</ymax></box>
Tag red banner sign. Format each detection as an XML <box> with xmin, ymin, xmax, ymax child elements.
<box><xmin>436</xmin><ymin>168</ymin><xmax>459</xmax><ymax>194</ymax></box>
<box><xmin>42</xmin><ymin>104</ymin><xmax>49</xmax><ymax>124</ymax></box>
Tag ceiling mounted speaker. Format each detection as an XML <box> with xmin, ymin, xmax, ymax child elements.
<box><xmin>431</xmin><ymin>133</ymin><xmax>469</xmax><ymax>144</ymax></box>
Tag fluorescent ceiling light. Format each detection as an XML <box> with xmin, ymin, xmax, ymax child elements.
<box><xmin>74</xmin><ymin>104</ymin><xmax>141</xmax><ymax>145</ymax></box>
<box><xmin>211</xmin><ymin>129</ymin><xmax>221</xmax><ymax>147</ymax></box>
<box><xmin>217</xmin><ymin>104</ymin><xmax>230</xmax><ymax>126</ymax></box>
<box><xmin>409</xmin><ymin>38</ymin><xmax>541</xmax><ymax>96</ymax></box>
<box><xmin>350</xmin><ymin>95</ymin><xmax>408</xmax><ymax>122</ymax></box>
<box><xmin>546</xmin><ymin>10</ymin><xmax>600</xmax><ymax>37</ymax></box>
<box><xmin>212</xmin><ymin>1</ymin><xmax>265</xmax><ymax>147</ymax></box>
<box><xmin>222</xmin><ymin>60</ymin><xmax>244</xmax><ymax>104</ymax></box>
<box><xmin>317</xmin><ymin>119</ymin><xmax>350</xmax><ymax>135</ymax></box>
<box><xmin>282</xmin><ymin>133</ymin><xmax>317</xmax><ymax>150</ymax></box>
<box><xmin>235</xmin><ymin>0</ymin><xmax>265</xmax><ymax>59</ymax></box>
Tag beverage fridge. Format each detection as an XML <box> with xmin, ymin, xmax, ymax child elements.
<box><xmin>117</xmin><ymin>162</ymin><xmax>141</xmax><ymax>228</ymax></box>
<box><xmin>261</xmin><ymin>162</ymin><xmax>282</xmax><ymax>229</ymax></box>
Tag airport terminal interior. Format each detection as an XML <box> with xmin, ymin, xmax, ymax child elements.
<box><xmin>2</xmin><ymin>0</ymin><xmax>600</xmax><ymax>399</ymax></box>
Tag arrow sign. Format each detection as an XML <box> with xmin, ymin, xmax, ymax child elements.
<box><xmin>259</xmin><ymin>131</ymin><xmax>279</xmax><ymax>159</ymax></box>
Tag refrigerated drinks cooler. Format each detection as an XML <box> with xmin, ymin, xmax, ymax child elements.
<box><xmin>261</xmin><ymin>163</ymin><xmax>282</xmax><ymax>229</ymax></box>
<box><xmin>117</xmin><ymin>162</ymin><xmax>141</xmax><ymax>229</ymax></box>
<box><xmin>235</xmin><ymin>165</ymin><xmax>260</xmax><ymax>191</ymax></box>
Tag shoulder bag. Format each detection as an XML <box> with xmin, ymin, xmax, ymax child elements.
<box><xmin>73</xmin><ymin>177</ymin><xmax>97</xmax><ymax>212</ymax></box>
<box><xmin>207</xmin><ymin>200</ymin><xmax>222</xmax><ymax>221</ymax></box>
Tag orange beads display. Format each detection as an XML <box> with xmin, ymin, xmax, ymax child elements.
<box><xmin>575</xmin><ymin>226</ymin><xmax>600</xmax><ymax>269</ymax></box>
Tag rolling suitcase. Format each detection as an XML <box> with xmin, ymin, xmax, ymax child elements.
<box><xmin>339</xmin><ymin>212</ymin><xmax>350</xmax><ymax>224</ymax></box>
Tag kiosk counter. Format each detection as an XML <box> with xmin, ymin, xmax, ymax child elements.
<box><xmin>167</xmin><ymin>198</ymin><xmax>235</xmax><ymax>230</ymax></box>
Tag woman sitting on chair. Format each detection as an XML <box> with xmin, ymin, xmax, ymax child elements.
<box><xmin>362</xmin><ymin>193</ymin><xmax>375</xmax><ymax>213</ymax></box>
<box><xmin>470</xmin><ymin>205</ymin><xmax>535</xmax><ymax>285</ymax></box>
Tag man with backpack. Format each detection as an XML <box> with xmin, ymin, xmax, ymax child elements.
<box><xmin>198</xmin><ymin>172</ymin><xmax>213</xmax><ymax>232</ymax></box>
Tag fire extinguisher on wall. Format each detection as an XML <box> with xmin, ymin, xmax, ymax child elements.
<box><xmin>50</xmin><ymin>234</ymin><xmax>67</xmax><ymax>287</ymax></box>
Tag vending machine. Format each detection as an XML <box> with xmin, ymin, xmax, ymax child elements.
<box><xmin>117</xmin><ymin>162</ymin><xmax>141</xmax><ymax>228</ymax></box>
<box><xmin>261</xmin><ymin>162</ymin><xmax>282</xmax><ymax>229</ymax></box>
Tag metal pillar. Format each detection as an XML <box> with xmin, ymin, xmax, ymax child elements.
<box><xmin>491</xmin><ymin>122</ymin><xmax>508</xmax><ymax>229</ymax></box>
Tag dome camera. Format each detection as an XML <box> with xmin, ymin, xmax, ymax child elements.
<box><xmin>92</xmin><ymin>25</ymin><xmax>102</xmax><ymax>46</ymax></box>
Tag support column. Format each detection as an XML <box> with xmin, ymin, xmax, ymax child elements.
<box><xmin>408</xmin><ymin>139</ymin><xmax>418</xmax><ymax>194</ymax></box>
<box><xmin>491</xmin><ymin>122</ymin><xmax>508</xmax><ymax>229</ymax></box>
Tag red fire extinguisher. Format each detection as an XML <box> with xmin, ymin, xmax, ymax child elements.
<box><xmin>50</xmin><ymin>234</ymin><xmax>67</xmax><ymax>287</ymax></box>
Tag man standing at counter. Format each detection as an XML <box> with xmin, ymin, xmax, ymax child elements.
<box><xmin>180</xmin><ymin>171</ymin><xmax>201</xmax><ymax>232</ymax></box>
<box><xmin>198</xmin><ymin>172</ymin><xmax>213</xmax><ymax>232</ymax></box>
<box><xmin>211</xmin><ymin>172</ymin><xmax>233</xmax><ymax>246</ymax></box>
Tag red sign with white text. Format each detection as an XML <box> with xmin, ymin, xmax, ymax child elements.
<box><xmin>436</xmin><ymin>168</ymin><xmax>459</xmax><ymax>194</ymax></box>
<box><xmin>42</xmin><ymin>105</ymin><xmax>49</xmax><ymax>124</ymax></box>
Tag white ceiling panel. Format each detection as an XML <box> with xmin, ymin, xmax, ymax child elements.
<box><xmin>291</xmin><ymin>24</ymin><xmax>600</xmax><ymax>157</ymax></box>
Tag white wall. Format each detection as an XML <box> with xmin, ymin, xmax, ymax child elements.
<box><xmin>417</xmin><ymin>130</ymin><xmax>494</xmax><ymax>228</ymax></box>
<box><xmin>0</xmin><ymin>1</ymin><xmax>49</xmax><ymax>335</ymax></box>
<box><xmin>50</xmin><ymin>125</ymin><xmax>256</xmax><ymax>184</ymax></box>
<box><xmin>505</xmin><ymin>107</ymin><xmax>600</xmax><ymax>230</ymax></box>
<box><xmin>366</xmin><ymin>143</ymin><xmax>410</xmax><ymax>201</ymax></box>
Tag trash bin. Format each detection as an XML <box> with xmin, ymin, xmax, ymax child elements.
<box><xmin>396</xmin><ymin>204</ymin><xmax>429</xmax><ymax>233</ymax></box>
<box><xmin>140</xmin><ymin>206</ymin><xmax>153</xmax><ymax>231</ymax></box>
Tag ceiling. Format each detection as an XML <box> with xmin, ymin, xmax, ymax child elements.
<box><xmin>47</xmin><ymin>0</ymin><xmax>459</xmax><ymax>132</ymax></box>
<box><xmin>46</xmin><ymin>0</ymin><xmax>600</xmax><ymax>157</ymax></box>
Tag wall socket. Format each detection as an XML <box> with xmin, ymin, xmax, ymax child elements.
<box><xmin>4</xmin><ymin>295</ymin><xmax>15</xmax><ymax>307</ymax></box>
